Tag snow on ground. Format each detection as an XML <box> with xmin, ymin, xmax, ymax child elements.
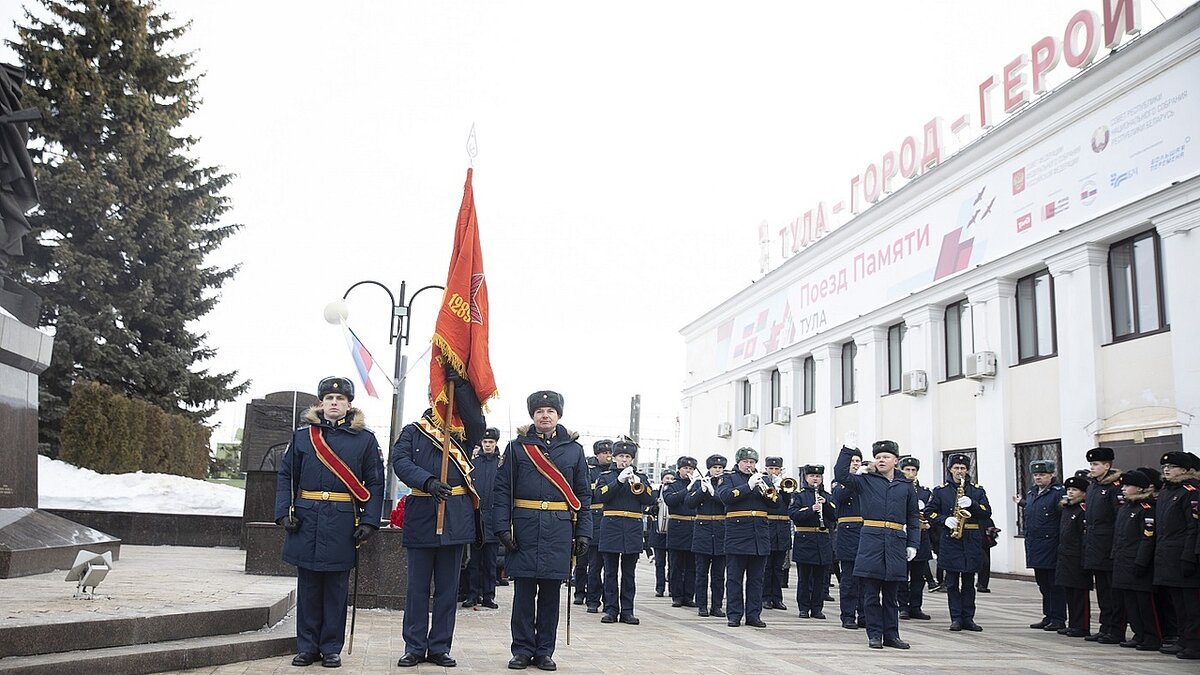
<box><xmin>38</xmin><ymin>455</ymin><xmax>244</xmax><ymax>516</ymax></box>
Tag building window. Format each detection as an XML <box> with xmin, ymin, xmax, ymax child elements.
<box><xmin>945</xmin><ymin>300</ymin><xmax>971</xmax><ymax>379</ymax></box>
<box><xmin>841</xmin><ymin>341</ymin><xmax>857</xmax><ymax>405</ymax></box>
<box><xmin>1109</xmin><ymin>230</ymin><xmax>1168</xmax><ymax>340</ymax></box>
<box><xmin>1017</xmin><ymin>270</ymin><xmax>1057</xmax><ymax>362</ymax></box>
<box><xmin>741</xmin><ymin>379</ymin><xmax>752</xmax><ymax>416</ymax></box>
<box><xmin>887</xmin><ymin>322</ymin><xmax>906</xmax><ymax>393</ymax></box>
<box><xmin>941</xmin><ymin>449</ymin><xmax>978</xmax><ymax>484</ymax></box>
<box><xmin>802</xmin><ymin>356</ymin><xmax>816</xmax><ymax>414</ymax></box>
<box><xmin>769</xmin><ymin>369</ymin><xmax>781</xmax><ymax>414</ymax></box>
<box><xmin>1014</xmin><ymin>440</ymin><xmax>1063</xmax><ymax>536</ymax></box>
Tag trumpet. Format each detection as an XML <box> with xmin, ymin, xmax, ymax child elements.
<box><xmin>780</xmin><ymin>476</ymin><xmax>799</xmax><ymax>493</ymax></box>
<box><xmin>752</xmin><ymin>472</ymin><xmax>778</xmax><ymax>500</ymax></box>
<box><xmin>629</xmin><ymin>472</ymin><xmax>647</xmax><ymax>495</ymax></box>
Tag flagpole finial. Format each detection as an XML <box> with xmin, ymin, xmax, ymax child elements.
<box><xmin>466</xmin><ymin>123</ymin><xmax>478</xmax><ymax>167</ymax></box>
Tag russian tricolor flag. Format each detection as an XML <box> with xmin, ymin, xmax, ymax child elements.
<box><xmin>340</xmin><ymin>323</ymin><xmax>380</xmax><ymax>398</ymax></box>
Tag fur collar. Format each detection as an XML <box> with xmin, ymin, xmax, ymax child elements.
<box><xmin>1098</xmin><ymin>469</ymin><xmax>1122</xmax><ymax>486</ymax></box>
<box><xmin>1164</xmin><ymin>469</ymin><xmax>1200</xmax><ymax>484</ymax></box>
<box><xmin>1126</xmin><ymin>490</ymin><xmax>1154</xmax><ymax>504</ymax></box>
<box><xmin>302</xmin><ymin>405</ymin><xmax>365</xmax><ymax>431</ymax></box>
<box><xmin>1063</xmin><ymin>493</ymin><xmax>1085</xmax><ymax>506</ymax></box>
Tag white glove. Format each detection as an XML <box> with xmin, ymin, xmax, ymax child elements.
<box><xmin>906</xmin><ymin>546</ymin><xmax>917</xmax><ymax>562</ymax></box>
<box><xmin>749</xmin><ymin>473</ymin><xmax>765</xmax><ymax>490</ymax></box>
<box><xmin>918</xmin><ymin>499</ymin><xmax>926</xmax><ymax>510</ymax></box>
<box><xmin>844</xmin><ymin>431</ymin><xmax>859</xmax><ymax>449</ymax></box>
<box><xmin>701</xmin><ymin>478</ymin><xmax>715</xmax><ymax>495</ymax></box>
<box><xmin>944</xmin><ymin>516</ymin><xmax>959</xmax><ymax>530</ymax></box>
<box><xmin>618</xmin><ymin>466</ymin><xmax>634</xmax><ymax>483</ymax></box>
<box><xmin>856</xmin><ymin>465</ymin><xmax>869</xmax><ymax>475</ymax></box>
<box><xmin>630</xmin><ymin>473</ymin><xmax>642</xmax><ymax>486</ymax></box>
<box><xmin>957</xmin><ymin>495</ymin><xmax>972</xmax><ymax>508</ymax></box>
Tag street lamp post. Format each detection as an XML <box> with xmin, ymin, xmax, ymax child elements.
<box><xmin>326</xmin><ymin>280</ymin><xmax>444</xmax><ymax>516</ymax></box>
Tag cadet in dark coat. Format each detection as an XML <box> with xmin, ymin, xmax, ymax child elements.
<box><xmin>1082</xmin><ymin>446</ymin><xmax>1126</xmax><ymax>643</ymax></box>
<box><xmin>648</xmin><ymin>477</ymin><xmax>672</xmax><ymax>597</ymax></box>
<box><xmin>833</xmin><ymin>448</ymin><xmax>866</xmax><ymax>630</ymax></box>
<box><xmin>834</xmin><ymin>437</ymin><xmax>920</xmax><ymax>650</ymax></box>
<box><xmin>790</xmin><ymin>464</ymin><xmax>834</xmax><ymax>619</ymax></box>
<box><xmin>464</xmin><ymin>427</ymin><xmax>503</xmax><ymax>610</ymax></box>
<box><xmin>897</xmin><ymin>457</ymin><xmax>932</xmax><ymax>621</ymax></box>
<box><xmin>686</xmin><ymin>454</ymin><xmax>728</xmax><ymax>617</ymax></box>
<box><xmin>390</xmin><ymin>370</ymin><xmax>486</xmax><ymax>668</ymax></box>
<box><xmin>1156</xmin><ymin>451</ymin><xmax>1200</xmax><ymax>660</ymax></box>
<box><xmin>275</xmin><ymin>377</ymin><xmax>384</xmax><ymax>668</ymax></box>
<box><xmin>718</xmin><ymin>447</ymin><xmax>775</xmax><ymax>628</ymax></box>
<box><xmin>663</xmin><ymin>456</ymin><xmax>699</xmax><ymax>608</ymax></box>
<box><xmin>762</xmin><ymin>456</ymin><xmax>792</xmax><ymax>611</ymax></box>
<box><xmin>1013</xmin><ymin>459</ymin><xmax>1066</xmax><ymax>631</ymax></box>
<box><xmin>593</xmin><ymin>439</ymin><xmax>653</xmax><ymax>623</ymax></box>
<box><xmin>575</xmin><ymin>440</ymin><xmax>613</xmax><ymax>612</ymax></box>
<box><xmin>1055</xmin><ymin>476</ymin><xmax>1091</xmax><ymax>637</ymax></box>
<box><xmin>1110</xmin><ymin>469</ymin><xmax>1161</xmax><ymax>651</ymax></box>
<box><xmin>493</xmin><ymin>391</ymin><xmax>592</xmax><ymax>671</ymax></box>
<box><xmin>926</xmin><ymin>453</ymin><xmax>991</xmax><ymax>632</ymax></box>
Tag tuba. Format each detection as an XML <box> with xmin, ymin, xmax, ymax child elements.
<box><xmin>950</xmin><ymin>477</ymin><xmax>970</xmax><ymax>540</ymax></box>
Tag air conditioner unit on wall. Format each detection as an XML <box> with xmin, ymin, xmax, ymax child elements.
<box><xmin>739</xmin><ymin>414</ymin><xmax>759</xmax><ymax>431</ymax></box>
<box><xmin>716</xmin><ymin>422</ymin><xmax>733</xmax><ymax>438</ymax></box>
<box><xmin>901</xmin><ymin>370</ymin><xmax>927</xmax><ymax>395</ymax></box>
<box><xmin>772</xmin><ymin>406</ymin><xmax>791</xmax><ymax>425</ymax></box>
<box><xmin>964</xmin><ymin>351</ymin><xmax>997</xmax><ymax>379</ymax></box>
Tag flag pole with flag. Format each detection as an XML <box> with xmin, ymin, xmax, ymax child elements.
<box><xmin>339</xmin><ymin>322</ymin><xmax>385</xmax><ymax>399</ymax></box>
<box><xmin>431</xmin><ymin>168</ymin><xmax>497</xmax><ymax>534</ymax></box>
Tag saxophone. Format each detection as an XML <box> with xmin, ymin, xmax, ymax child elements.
<box><xmin>950</xmin><ymin>477</ymin><xmax>970</xmax><ymax>540</ymax></box>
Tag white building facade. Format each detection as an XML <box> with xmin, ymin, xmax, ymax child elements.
<box><xmin>679</xmin><ymin>5</ymin><xmax>1200</xmax><ymax>574</ymax></box>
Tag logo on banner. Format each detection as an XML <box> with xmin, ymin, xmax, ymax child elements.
<box><xmin>1110</xmin><ymin>168</ymin><xmax>1138</xmax><ymax>188</ymax></box>
<box><xmin>1090</xmin><ymin>126</ymin><xmax>1110</xmax><ymax>153</ymax></box>
<box><xmin>1042</xmin><ymin>197</ymin><xmax>1069</xmax><ymax>221</ymax></box>
<box><xmin>1011</xmin><ymin>168</ymin><xmax>1026</xmax><ymax>195</ymax></box>
<box><xmin>1016</xmin><ymin>213</ymin><xmax>1032</xmax><ymax>233</ymax></box>
<box><xmin>1079</xmin><ymin>180</ymin><xmax>1098</xmax><ymax>206</ymax></box>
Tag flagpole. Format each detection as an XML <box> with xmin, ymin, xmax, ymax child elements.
<box><xmin>436</xmin><ymin>380</ymin><xmax>455</xmax><ymax>535</ymax></box>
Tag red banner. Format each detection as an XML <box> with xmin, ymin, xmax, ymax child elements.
<box><xmin>431</xmin><ymin>169</ymin><xmax>497</xmax><ymax>435</ymax></box>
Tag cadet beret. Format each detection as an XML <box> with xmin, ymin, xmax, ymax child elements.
<box><xmin>898</xmin><ymin>456</ymin><xmax>920</xmax><ymax>470</ymax></box>
<box><xmin>1086</xmin><ymin>446</ymin><xmax>1115</xmax><ymax>462</ymax></box>
<box><xmin>1136</xmin><ymin>466</ymin><xmax>1162</xmax><ymax>490</ymax></box>
<box><xmin>1160</xmin><ymin>450</ymin><xmax>1191</xmax><ymax>469</ymax></box>
<box><xmin>947</xmin><ymin>453</ymin><xmax>971</xmax><ymax>468</ymax></box>
<box><xmin>735</xmin><ymin>447</ymin><xmax>759</xmax><ymax>462</ymax></box>
<box><xmin>706</xmin><ymin>454</ymin><xmax>727</xmax><ymax>469</ymax></box>
<box><xmin>613</xmin><ymin>440</ymin><xmax>637</xmax><ymax>458</ymax></box>
<box><xmin>1122</xmin><ymin>469</ymin><xmax>1151</xmax><ymax>489</ymax></box>
<box><xmin>803</xmin><ymin>464</ymin><xmax>825</xmax><ymax>475</ymax></box>
<box><xmin>872</xmin><ymin>440</ymin><xmax>900</xmax><ymax>457</ymax></box>
<box><xmin>1030</xmin><ymin>459</ymin><xmax>1056</xmax><ymax>474</ymax></box>
<box><xmin>318</xmin><ymin>376</ymin><xmax>355</xmax><ymax>402</ymax></box>
<box><xmin>676</xmin><ymin>455</ymin><xmax>698</xmax><ymax>470</ymax></box>
<box><xmin>1064</xmin><ymin>476</ymin><xmax>1089</xmax><ymax>491</ymax></box>
<box><xmin>765</xmin><ymin>456</ymin><xmax>783</xmax><ymax>468</ymax></box>
<box><xmin>483</xmin><ymin>427</ymin><xmax>500</xmax><ymax>441</ymax></box>
<box><xmin>593</xmin><ymin>439</ymin><xmax>613</xmax><ymax>455</ymax></box>
<box><xmin>527</xmin><ymin>390</ymin><xmax>564</xmax><ymax>417</ymax></box>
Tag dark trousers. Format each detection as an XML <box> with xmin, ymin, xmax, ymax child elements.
<box><xmin>295</xmin><ymin>567</ymin><xmax>350</xmax><ymax>657</ymax></box>
<box><xmin>694</xmin><ymin>552</ymin><xmax>725</xmax><ymax>610</ymax></box>
<box><xmin>1172</xmin><ymin>587</ymin><xmax>1200</xmax><ymax>655</ymax></box>
<box><xmin>1033</xmin><ymin>567</ymin><xmax>1066</xmax><ymax>624</ymax></box>
<box><xmin>1092</xmin><ymin>569</ymin><xmax>1127</xmax><ymax>638</ymax></box>
<box><xmin>725</xmin><ymin>553</ymin><xmax>766</xmax><ymax>623</ymax></box>
<box><xmin>669</xmin><ymin>549</ymin><xmax>696</xmax><ymax>603</ymax></box>
<box><xmin>403</xmin><ymin>545</ymin><xmax>465</xmax><ymax>657</ymax></box>
<box><xmin>584</xmin><ymin>544</ymin><xmax>604</xmax><ymax>607</ymax></box>
<box><xmin>763</xmin><ymin>549</ymin><xmax>787</xmax><ymax>604</ymax></box>
<box><xmin>510</xmin><ymin>578</ymin><xmax>561</xmax><ymax>658</ymax></box>
<box><xmin>467</xmin><ymin>542</ymin><xmax>498</xmax><ymax>603</ymax></box>
<box><xmin>571</xmin><ymin>543</ymin><xmax>589</xmax><ymax>597</ymax></box>
<box><xmin>977</xmin><ymin>546</ymin><xmax>991</xmax><ymax>589</ymax></box>
<box><xmin>944</xmin><ymin>571</ymin><xmax>977</xmax><ymax>623</ymax></box>
<box><xmin>601</xmin><ymin>552</ymin><xmax>639</xmax><ymax>618</ymax></box>
<box><xmin>860</xmin><ymin>577</ymin><xmax>901</xmax><ymax>641</ymax></box>
<box><xmin>838</xmin><ymin>559</ymin><xmax>864</xmax><ymax>624</ymax></box>
<box><xmin>1121</xmin><ymin>588</ymin><xmax>1162</xmax><ymax>647</ymax></box>
<box><xmin>1155</xmin><ymin>586</ymin><xmax>1178</xmax><ymax>639</ymax></box>
<box><xmin>653</xmin><ymin>546</ymin><xmax>669</xmax><ymax>594</ymax></box>
<box><xmin>899</xmin><ymin>560</ymin><xmax>925</xmax><ymax>612</ymax></box>
<box><xmin>1065</xmin><ymin>586</ymin><xmax>1090</xmax><ymax>632</ymax></box>
<box><xmin>797</xmin><ymin>563</ymin><xmax>827</xmax><ymax>613</ymax></box>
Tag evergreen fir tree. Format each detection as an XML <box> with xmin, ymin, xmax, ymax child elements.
<box><xmin>9</xmin><ymin>0</ymin><xmax>247</xmax><ymax>450</ymax></box>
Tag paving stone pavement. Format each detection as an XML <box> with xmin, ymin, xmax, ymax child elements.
<box><xmin>163</xmin><ymin>554</ymin><xmax>1195</xmax><ymax>675</ymax></box>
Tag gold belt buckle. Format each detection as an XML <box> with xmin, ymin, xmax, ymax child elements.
<box><xmin>321</xmin><ymin>491</ymin><xmax>330</xmax><ymax>501</ymax></box>
<box><xmin>540</xmin><ymin>500</ymin><xmax>550</xmax><ymax>510</ymax></box>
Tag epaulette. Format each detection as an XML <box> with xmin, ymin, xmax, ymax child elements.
<box><xmin>1139</xmin><ymin>502</ymin><xmax>1151</xmax><ymax>510</ymax></box>
<box><xmin>601</xmin><ymin>469</ymin><xmax>614</xmax><ymax>474</ymax></box>
<box><xmin>974</xmin><ymin>483</ymin><xmax>982</xmax><ymax>489</ymax></box>
<box><xmin>1184</xmin><ymin>484</ymin><xmax>1197</xmax><ymax>492</ymax></box>
<box><xmin>938</xmin><ymin>482</ymin><xmax>947</xmax><ymax>488</ymax></box>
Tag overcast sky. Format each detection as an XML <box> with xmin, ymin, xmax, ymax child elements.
<box><xmin>1</xmin><ymin>0</ymin><xmax>1188</xmax><ymax>457</ymax></box>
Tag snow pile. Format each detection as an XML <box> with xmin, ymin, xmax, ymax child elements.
<box><xmin>38</xmin><ymin>455</ymin><xmax>245</xmax><ymax>516</ymax></box>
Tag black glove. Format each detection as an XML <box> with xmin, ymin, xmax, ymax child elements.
<box><xmin>277</xmin><ymin>515</ymin><xmax>301</xmax><ymax>534</ymax></box>
<box><xmin>498</xmin><ymin>531</ymin><xmax>519</xmax><ymax>553</ymax></box>
<box><xmin>424</xmin><ymin>477</ymin><xmax>453</xmax><ymax>502</ymax></box>
<box><xmin>573</xmin><ymin>536</ymin><xmax>590</xmax><ymax>556</ymax></box>
<box><xmin>443</xmin><ymin>362</ymin><xmax>466</xmax><ymax>387</ymax></box>
<box><xmin>1133</xmin><ymin>563</ymin><xmax>1148</xmax><ymax>578</ymax></box>
<box><xmin>353</xmin><ymin>524</ymin><xmax>376</xmax><ymax>544</ymax></box>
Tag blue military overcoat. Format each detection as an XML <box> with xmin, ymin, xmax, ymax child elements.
<box><xmin>926</xmin><ymin>479</ymin><xmax>992</xmax><ymax>573</ymax></box>
<box><xmin>833</xmin><ymin>447</ymin><xmax>920</xmax><ymax>582</ymax></box>
<box><xmin>912</xmin><ymin>482</ymin><xmax>934</xmax><ymax>562</ymax></box>
<box><xmin>662</xmin><ymin>475</ymin><xmax>696</xmax><ymax>550</ymax></box>
<box><xmin>492</xmin><ymin>424</ymin><xmax>592</xmax><ymax>580</ymax></box>
<box><xmin>685</xmin><ymin>477</ymin><xmax>726</xmax><ymax>556</ymax></box>
<box><xmin>1021</xmin><ymin>482</ymin><xmax>1064</xmax><ymax>569</ymax></box>
<box><xmin>832</xmin><ymin>483</ymin><xmax>862</xmax><ymax>562</ymax></box>
<box><xmin>790</xmin><ymin>486</ymin><xmax>834</xmax><ymax>566</ymax></box>
<box><xmin>275</xmin><ymin>407</ymin><xmax>385</xmax><ymax>572</ymax></box>
<box><xmin>473</xmin><ymin>449</ymin><xmax>501</xmax><ymax>544</ymax></box>
<box><xmin>594</xmin><ymin>468</ymin><xmax>655</xmax><ymax>554</ymax></box>
<box><xmin>391</xmin><ymin>409</ymin><xmax>480</xmax><ymax>548</ymax></box>
<box><xmin>716</xmin><ymin>470</ymin><xmax>773</xmax><ymax>556</ymax></box>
